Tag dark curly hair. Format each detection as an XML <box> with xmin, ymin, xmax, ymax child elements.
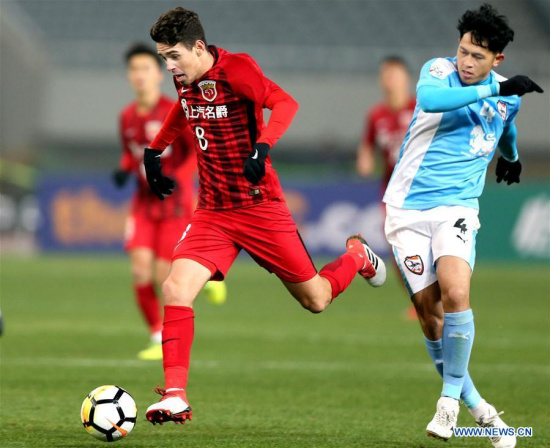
<box><xmin>150</xmin><ymin>7</ymin><xmax>207</xmax><ymax>49</ymax></box>
<box><xmin>457</xmin><ymin>4</ymin><xmax>514</xmax><ymax>53</ymax></box>
<box><xmin>125</xmin><ymin>42</ymin><xmax>162</xmax><ymax>67</ymax></box>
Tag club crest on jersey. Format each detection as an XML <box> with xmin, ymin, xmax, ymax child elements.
<box><xmin>404</xmin><ymin>255</ymin><xmax>424</xmax><ymax>275</ymax></box>
<box><xmin>198</xmin><ymin>80</ymin><xmax>217</xmax><ymax>102</ymax></box>
<box><xmin>497</xmin><ymin>101</ymin><xmax>507</xmax><ymax>122</ymax></box>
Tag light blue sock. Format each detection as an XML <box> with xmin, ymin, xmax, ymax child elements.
<box><xmin>441</xmin><ymin>310</ymin><xmax>475</xmax><ymax>400</ymax></box>
<box><xmin>424</xmin><ymin>336</ymin><xmax>481</xmax><ymax>408</ymax></box>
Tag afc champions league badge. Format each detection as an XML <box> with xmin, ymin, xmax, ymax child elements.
<box><xmin>198</xmin><ymin>80</ymin><xmax>217</xmax><ymax>102</ymax></box>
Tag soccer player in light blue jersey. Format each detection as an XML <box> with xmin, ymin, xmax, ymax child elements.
<box><xmin>383</xmin><ymin>4</ymin><xmax>543</xmax><ymax>447</ymax></box>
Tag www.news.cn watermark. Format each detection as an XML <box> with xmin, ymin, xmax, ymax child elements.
<box><xmin>454</xmin><ymin>427</ymin><xmax>533</xmax><ymax>438</ymax></box>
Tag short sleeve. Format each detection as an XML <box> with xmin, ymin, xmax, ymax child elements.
<box><xmin>417</xmin><ymin>58</ymin><xmax>456</xmax><ymax>90</ymax></box>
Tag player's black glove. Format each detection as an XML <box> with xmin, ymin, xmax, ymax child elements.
<box><xmin>143</xmin><ymin>148</ymin><xmax>175</xmax><ymax>200</ymax></box>
<box><xmin>499</xmin><ymin>75</ymin><xmax>544</xmax><ymax>97</ymax></box>
<box><xmin>112</xmin><ymin>169</ymin><xmax>130</xmax><ymax>188</ymax></box>
<box><xmin>496</xmin><ymin>156</ymin><xmax>522</xmax><ymax>185</ymax></box>
<box><xmin>243</xmin><ymin>143</ymin><xmax>270</xmax><ymax>184</ymax></box>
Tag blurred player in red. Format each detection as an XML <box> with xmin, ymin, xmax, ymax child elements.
<box><xmin>113</xmin><ymin>43</ymin><xmax>227</xmax><ymax>361</ymax></box>
<box><xmin>356</xmin><ymin>56</ymin><xmax>417</xmax><ymax>320</ymax></box>
<box><xmin>141</xmin><ymin>7</ymin><xmax>387</xmax><ymax>425</ymax></box>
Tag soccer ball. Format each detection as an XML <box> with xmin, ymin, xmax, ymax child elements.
<box><xmin>81</xmin><ymin>385</ymin><xmax>137</xmax><ymax>442</ymax></box>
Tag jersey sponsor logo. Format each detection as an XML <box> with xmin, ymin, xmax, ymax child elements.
<box><xmin>468</xmin><ymin>125</ymin><xmax>496</xmax><ymax>158</ymax></box>
<box><xmin>497</xmin><ymin>100</ymin><xmax>507</xmax><ymax>121</ymax></box>
<box><xmin>404</xmin><ymin>255</ymin><xmax>424</xmax><ymax>275</ymax></box>
<box><xmin>181</xmin><ymin>98</ymin><xmax>228</xmax><ymax>120</ymax></box>
<box><xmin>198</xmin><ymin>80</ymin><xmax>217</xmax><ymax>102</ymax></box>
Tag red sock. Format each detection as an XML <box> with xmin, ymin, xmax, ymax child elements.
<box><xmin>134</xmin><ymin>284</ymin><xmax>162</xmax><ymax>334</ymax></box>
<box><xmin>162</xmin><ymin>305</ymin><xmax>194</xmax><ymax>390</ymax></box>
<box><xmin>319</xmin><ymin>253</ymin><xmax>361</xmax><ymax>300</ymax></box>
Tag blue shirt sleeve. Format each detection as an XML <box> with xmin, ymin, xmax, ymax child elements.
<box><xmin>416</xmin><ymin>58</ymin><xmax>500</xmax><ymax>113</ymax></box>
<box><xmin>498</xmin><ymin>123</ymin><xmax>518</xmax><ymax>162</ymax></box>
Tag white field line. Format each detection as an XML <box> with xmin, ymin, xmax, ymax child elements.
<box><xmin>2</xmin><ymin>357</ymin><xmax>549</xmax><ymax>375</ymax></box>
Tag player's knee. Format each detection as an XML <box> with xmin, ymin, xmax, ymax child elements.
<box><xmin>442</xmin><ymin>286</ymin><xmax>469</xmax><ymax>310</ymax></box>
<box><xmin>299</xmin><ymin>294</ymin><xmax>331</xmax><ymax>314</ymax></box>
<box><xmin>161</xmin><ymin>276</ymin><xmax>194</xmax><ymax>307</ymax></box>
<box><xmin>131</xmin><ymin>264</ymin><xmax>153</xmax><ymax>286</ymax></box>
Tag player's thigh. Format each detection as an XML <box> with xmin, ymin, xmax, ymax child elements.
<box><xmin>163</xmin><ymin>258</ymin><xmax>213</xmax><ymax>307</ymax></box>
<box><xmin>154</xmin><ymin>216</ymin><xmax>191</xmax><ymax>285</ymax></box>
<box><xmin>282</xmin><ymin>274</ymin><xmax>332</xmax><ymax>313</ymax></box>
<box><xmin>172</xmin><ymin>210</ymin><xmax>240</xmax><ymax>281</ymax></box>
<box><xmin>436</xmin><ymin>256</ymin><xmax>472</xmax><ymax>312</ymax></box>
<box><xmin>155</xmin><ymin>259</ymin><xmax>171</xmax><ymax>286</ymax></box>
<box><xmin>232</xmin><ymin>200</ymin><xmax>317</xmax><ymax>283</ymax></box>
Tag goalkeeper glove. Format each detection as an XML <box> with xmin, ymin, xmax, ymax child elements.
<box><xmin>496</xmin><ymin>156</ymin><xmax>522</xmax><ymax>185</ymax></box>
<box><xmin>243</xmin><ymin>143</ymin><xmax>270</xmax><ymax>184</ymax></box>
<box><xmin>143</xmin><ymin>148</ymin><xmax>175</xmax><ymax>200</ymax></box>
<box><xmin>112</xmin><ymin>169</ymin><xmax>130</xmax><ymax>188</ymax></box>
<box><xmin>499</xmin><ymin>75</ymin><xmax>543</xmax><ymax>97</ymax></box>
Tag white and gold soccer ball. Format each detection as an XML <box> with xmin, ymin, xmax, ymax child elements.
<box><xmin>81</xmin><ymin>385</ymin><xmax>137</xmax><ymax>442</ymax></box>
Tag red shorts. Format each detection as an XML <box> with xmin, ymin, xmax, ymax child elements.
<box><xmin>124</xmin><ymin>213</ymin><xmax>190</xmax><ymax>261</ymax></box>
<box><xmin>172</xmin><ymin>199</ymin><xmax>317</xmax><ymax>283</ymax></box>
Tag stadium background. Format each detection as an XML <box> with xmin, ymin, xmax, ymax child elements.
<box><xmin>1</xmin><ymin>1</ymin><xmax>549</xmax><ymax>447</ymax></box>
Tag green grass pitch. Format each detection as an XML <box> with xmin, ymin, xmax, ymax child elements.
<box><xmin>1</xmin><ymin>255</ymin><xmax>548</xmax><ymax>447</ymax></box>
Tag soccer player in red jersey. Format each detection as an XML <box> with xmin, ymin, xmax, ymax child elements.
<box><xmin>357</xmin><ymin>56</ymin><xmax>416</xmax><ymax>194</ymax></box>
<box><xmin>114</xmin><ymin>43</ymin><xmax>226</xmax><ymax>361</ymax></box>
<box><xmin>356</xmin><ymin>56</ymin><xmax>417</xmax><ymax>320</ymax></box>
<box><xmin>142</xmin><ymin>7</ymin><xmax>386</xmax><ymax>425</ymax></box>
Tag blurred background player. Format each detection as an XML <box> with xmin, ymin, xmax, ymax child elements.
<box><xmin>383</xmin><ymin>4</ymin><xmax>543</xmax><ymax>446</ymax></box>
<box><xmin>113</xmin><ymin>43</ymin><xmax>227</xmax><ymax>361</ymax></box>
<box><xmin>356</xmin><ymin>56</ymin><xmax>417</xmax><ymax>319</ymax></box>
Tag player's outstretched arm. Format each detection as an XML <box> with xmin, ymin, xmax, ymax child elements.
<box><xmin>417</xmin><ymin>84</ymin><xmax>498</xmax><ymax>113</ymax></box>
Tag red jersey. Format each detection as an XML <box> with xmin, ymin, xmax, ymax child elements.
<box><xmin>362</xmin><ymin>98</ymin><xmax>416</xmax><ymax>187</ymax></box>
<box><xmin>150</xmin><ymin>46</ymin><xmax>299</xmax><ymax>211</ymax></box>
<box><xmin>119</xmin><ymin>96</ymin><xmax>196</xmax><ymax>219</ymax></box>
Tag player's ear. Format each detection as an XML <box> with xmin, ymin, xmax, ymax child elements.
<box><xmin>493</xmin><ymin>53</ymin><xmax>504</xmax><ymax>67</ymax></box>
<box><xmin>195</xmin><ymin>40</ymin><xmax>206</xmax><ymax>56</ymax></box>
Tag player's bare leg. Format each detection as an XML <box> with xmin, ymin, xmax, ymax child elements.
<box><xmin>283</xmin><ymin>275</ymin><xmax>333</xmax><ymax>313</ymax></box>
<box><xmin>146</xmin><ymin>258</ymin><xmax>212</xmax><ymax>425</ymax></box>
<box><xmin>284</xmin><ymin>235</ymin><xmax>386</xmax><ymax>313</ymax></box>
<box><xmin>130</xmin><ymin>249</ymin><xmax>164</xmax><ymax>359</ymax></box>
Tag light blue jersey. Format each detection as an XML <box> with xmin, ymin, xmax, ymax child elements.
<box><xmin>383</xmin><ymin>57</ymin><xmax>521</xmax><ymax>210</ymax></box>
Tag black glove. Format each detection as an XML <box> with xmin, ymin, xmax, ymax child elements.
<box><xmin>143</xmin><ymin>148</ymin><xmax>175</xmax><ymax>200</ymax></box>
<box><xmin>112</xmin><ymin>169</ymin><xmax>130</xmax><ymax>188</ymax></box>
<box><xmin>243</xmin><ymin>143</ymin><xmax>270</xmax><ymax>184</ymax></box>
<box><xmin>499</xmin><ymin>75</ymin><xmax>544</xmax><ymax>97</ymax></box>
<box><xmin>496</xmin><ymin>156</ymin><xmax>522</xmax><ymax>185</ymax></box>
